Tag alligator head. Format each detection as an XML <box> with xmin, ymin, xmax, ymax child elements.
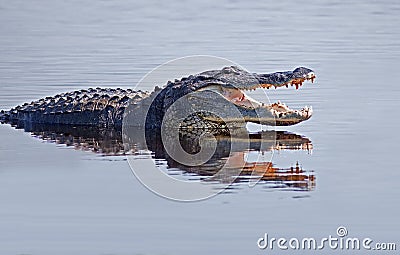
<box><xmin>140</xmin><ymin>66</ymin><xmax>316</xmax><ymax>129</ymax></box>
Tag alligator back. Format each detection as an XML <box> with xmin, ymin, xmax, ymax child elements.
<box><xmin>1</xmin><ymin>88</ymin><xmax>149</xmax><ymax>127</ymax></box>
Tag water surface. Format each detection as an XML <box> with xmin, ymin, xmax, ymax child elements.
<box><xmin>0</xmin><ymin>0</ymin><xmax>399</xmax><ymax>254</ymax></box>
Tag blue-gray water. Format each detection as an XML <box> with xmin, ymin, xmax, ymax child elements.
<box><xmin>0</xmin><ymin>0</ymin><xmax>399</xmax><ymax>254</ymax></box>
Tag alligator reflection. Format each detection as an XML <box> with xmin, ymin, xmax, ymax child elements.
<box><xmin>12</xmin><ymin>122</ymin><xmax>315</xmax><ymax>191</ymax></box>
<box><xmin>159</xmin><ymin>129</ymin><xmax>315</xmax><ymax>191</ymax></box>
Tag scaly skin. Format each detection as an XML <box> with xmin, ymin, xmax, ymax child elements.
<box><xmin>0</xmin><ymin>66</ymin><xmax>316</xmax><ymax>128</ymax></box>
<box><xmin>0</xmin><ymin>88</ymin><xmax>149</xmax><ymax>126</ymax></box>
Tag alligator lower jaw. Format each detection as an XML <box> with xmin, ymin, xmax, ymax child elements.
<box><xmin>263</xmin><ymin>101</ymin><xmax>313</xmax><ymax>125</ymax></box>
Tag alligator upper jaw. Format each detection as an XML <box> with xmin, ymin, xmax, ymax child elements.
<box><xmin>257</xmin><ymin>70</ymin><xmax>316</xmax><ymax>90</ymax></box>
<box><xmin>199</xmin><ymin>71</ymin><xmax>315</xmax><ymax>126</ymax></box>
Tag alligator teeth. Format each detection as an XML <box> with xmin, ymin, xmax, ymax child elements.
<box><xmin>307</xmin><ymin>72</ymin><xmax>315</xmax><ymax>78</ymax></box>
<box><xmin>305</xmin><ymin>72</ymin><xmax>316</xmax><ymax>83</ymax></box>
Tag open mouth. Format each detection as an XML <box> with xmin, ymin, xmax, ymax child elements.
<box><xmin>199</xmin><ymin>71</ymin><xmax>316</xmax><ymax>125</ymax></box>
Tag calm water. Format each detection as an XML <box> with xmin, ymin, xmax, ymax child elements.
<box><xmin>0</xmin><ymin>0</ymin><xmax>399</xmax><ymax>254</ymax></box>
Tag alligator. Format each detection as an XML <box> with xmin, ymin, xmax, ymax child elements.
<box><xmin>0</xmin><ymin>66</ymin><xmax>315</xmax><ymax>129</ymax></box>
